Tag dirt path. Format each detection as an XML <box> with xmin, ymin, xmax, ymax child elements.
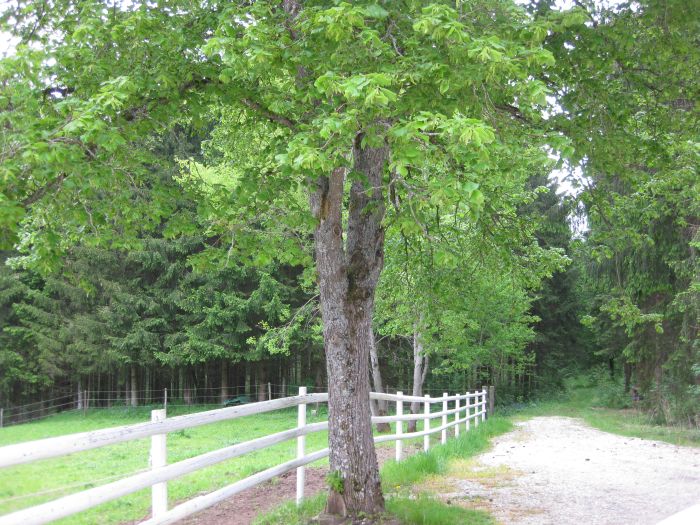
<box><xmin>430</xmin><ymin>417</ymin><xmax>700</xmax><ymax>525</ymax></box>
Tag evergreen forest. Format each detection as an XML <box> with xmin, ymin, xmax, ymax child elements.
<box><xmin>0</xmin><ymin>0</ymin><xmax>697</xmax><ymax>515</ymax></box>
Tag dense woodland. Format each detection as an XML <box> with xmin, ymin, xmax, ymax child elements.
<box><xmin>0</xmin><ymin>0</ymin><xmax>697</xmax><ymax>516</ymax></box>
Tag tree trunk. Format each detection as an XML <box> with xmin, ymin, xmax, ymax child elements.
<box><xmin>623</xmin><ymin>362</ymin><xmax>633</xmax><ymax>393</ymax></box>
<box><xmin>183</xmin><ymin>374</ymin><xmax>192</xmax><ymax>406</ymax></box>
<box><xmin>312</xmin><ymin>137</ymin><xmax>388</xmax><ymax>517</ymax></box>
<box><xmin>257</xmin><ymin>364</ymin><xmax>267</xmax><ymax>402</ymax></box>
<box><xmin>408</xmin><ymin>324</ymin><xmax>428</xmax><ymax>433</ymax></box>
<box><xmin>369</xmin><ymin>331</ymin><xmax>390</xmax><ymax>433</ymax></box>
<box><xmin>130</xmin><ymin>365</ymin><xmax>138</xmax><ymax>407</ymax></box>
<box><xmin>220</xmin><ymin>359</ymin><xmax>229</xmax><ymax>404</ymax></box>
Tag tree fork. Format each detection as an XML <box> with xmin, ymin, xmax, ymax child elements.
<box><xmin>312</xmin><ymin>138</ymin><xmax>388</xmax><ymax>516</ymax></box>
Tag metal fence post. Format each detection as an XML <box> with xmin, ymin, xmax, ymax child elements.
<box><xmin>423</xmin><ymin>394</ymin><xmax>430</xmax><ymax>452</ymax></box>
<box><xmin>150</xmin><ymin>409</ymin><xmax>167</xmax><ymax>517</ymax></box>
<box><xmin>395</xmin><ymin>391</ymin><xmax>403</xmax><ymax>461</ymax></box>
<box><xmin>441</xmin><ymin>393</ymin><xmax>448</xmax><ymax>444</ymax></box>
<box><xmin>296</xmin><ymin>386</ymin><xmax>307</xmax><ymax>505</ymax></box>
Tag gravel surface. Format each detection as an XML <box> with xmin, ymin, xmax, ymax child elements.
<box><xmin>443</xmin><ymin>417</ymin><xmax>700</xmax><ymax>525</ymax></box>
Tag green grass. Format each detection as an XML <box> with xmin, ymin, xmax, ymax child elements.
<box><xmin>510</xmin><ymin>382</ymin><xmax>700</xmax><ymax>447</ymax></box>
<box><xmin>386</xmin><ymin>496</ymin><xmax>494</xmax><ymax>525</ymax></box>
<box><xmin>381</xmin><ymin>417</ymin><xmax>512</xmax><ymax>492</ymax></box>
<box><xmin>255</xmin><ymin>494</ymin><xmax>495</xmax><ymax>525</ymax></box>
<box><xmin>0</xmin><ymin>405</ymin><xmax>331</xmax><ymax>525</ymax></box>
<box><xmin>253</xmin><ymin>493</ymin><xmax>327</xmax><ymax>525</ymax></box>
<box><xmin>255</xmin><ymin>417</ymin><xmax>512</xmax><ymax>524</ymax></box>
<box><xmin>254</xmin><ymin>380</ymin><xmax>700</xmax><ymax>524</ymax></box>
<box><xmin>0</xmin><ymin>404</ymin><xmax>466</xmax><ymax>525</ymax></box>
<box><xmin>7</xmin><ymin>379</ymin><xmax>692</xmax><ymax>525</ymax></box>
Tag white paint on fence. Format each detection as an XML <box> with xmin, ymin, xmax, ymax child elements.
<box><xmin>423</xmin><ymin>394</ymin><xmax>430</xmax><ymax>452</ymax></box>
<box><xmin>0</xmin><ymin>387</ymin><xmax>492</xmax><ymax>525</ymax></box>
<box><xmin>465</xmin><ymin>392</ymin><xmax>470</xmax><ymax>431</ymax></box>
<box><xmin>395</xmin><ymin>391</ymin><xmax>403</xmax><ymax>461</ymax></box>
<box><xmin>151</xmin><ymin>409</ymin><xmax>167</xmax><ymax>517</ymax></box>
<box><xmin>454</xmin><ymin>395</ymin><xmax>460</xmax><ymax>438</ymax></box>
<box><xmin>296</xmin><ymin>386</ymin><xmax>306</xmax><ymax>505</ymax></box>
<box><xmin>441</xmin><ymin>392</ymin><xmax>448</xmax><ymax>445</ymax></box>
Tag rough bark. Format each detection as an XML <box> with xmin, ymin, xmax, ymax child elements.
<box><xmin>369</xmin><ymin>331</ymin><xmax>391</xmax><ymax>433</ymax></box>
<box><xmin>408</xmin><ymin>325</ymin><xmax>428</xmax><ymax>432</ymax></box>
<box><xmin>312</xmin><ymin>135</ymin><xmax>388</xmax><ymax>516</ymax></box>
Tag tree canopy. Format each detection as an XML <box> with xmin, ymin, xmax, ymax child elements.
<box><xmin>0</xmin><ymin>0</ymin><xmax>697</xmax><ymax>518</ymax></box>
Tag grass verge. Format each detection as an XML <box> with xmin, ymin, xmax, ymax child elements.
<box><xmin>509</xmin><ymin>383</ymin><xmax>700</xmax><ymax>447</ymax></box>
<box><xmin>386</xmin><ymin>496</ymin><xmax>494</xmax><ymax>525</ymax></box>
<box><xmin>381</xmin><ymin>417</ymin><xmax>512</xmax><ymax>492</ymax></box>
<box><xmin>255</xmin><ymin>417</ymin><xmax>512</xmax><ymax>525</ymax></box>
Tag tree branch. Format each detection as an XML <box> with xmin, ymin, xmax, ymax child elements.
<box><xmin>21</xmin><ymin>173</ymin><xmax>67</xmax><ymax>207</ymax></box>
<box><xmin>241</xmin><ymin>98</ymin><xmax>298</xmax><ymax>130</ymax></box>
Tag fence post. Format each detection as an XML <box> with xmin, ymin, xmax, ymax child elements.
<box><xmin>481</xmin><ymin>388</ymin><xmax>487</xmax><ymax>422</ymax></box>
<box><xmin>423</xmin><ymin>394</ymin><xmax>430</xmax><ymax>452</ymax></box>
<box><xmin>268</xmin><ymin>382</ymin><xmax>272</xmax><ymax>401</ymax></box>
<box><xmin>83</xmin><ymin>390</ymin><xmax>88</xmax><ymax>416</ymax></box>
<box><xmin>0</xmin><ymin>408</ymin><xmax>3</xmax><ymax>428</ymax></box>
<box><xmin>488</xmin><ymin>385</ymin><xmax>495</xmax><ymax>417</ymax></box>
<box><xmin>150</xmin><ymin>409</ymin><xmax>167</xmax><ymax>517</ymax></box>
<box><xmin>441</xmin><ymin>393</ymin><xmax>447</xmax><ymax>444</ymax></box>
<box><xmin>474</xmin><ymin>391</ymin><xmax>479</xmax><ymax>428</ymax></box>
<box><xmin>164</xmin><ymin>388</ymin><xmax>168</xmax><ymax>409</ymax></box>
<box><xmin>296</xmin><ymin>386</ymin><xmax>307</xmax><ymax>505</ymax></box>
<box><xmin>454</xmin><ymin>394</ymin><xmax>460</xmax><ymax>438</ymax></box>
<box><xmin>465</xmin><ymin>392</ymin><xmax>470</xmax><ymax>432</ymax></box>
<box><xmin>395</xmin><ymin>391</ymin><xmax>403</xmax><ymax>461</ymax></box>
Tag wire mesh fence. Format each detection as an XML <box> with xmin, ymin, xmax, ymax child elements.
<box><xmin>0</xmin><ymin>383</ymin><xmax>328</xmax><ymax>427</ymax></box>
<box><xmin>0</xmin><ymin>382</ymin><xmax>491</xmax><ymax>428</ymax></box>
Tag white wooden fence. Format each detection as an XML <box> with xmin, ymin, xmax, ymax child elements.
<box><xmin>0</xmin><ymin>388</ymin><xmax>489</xmax><ymax>525</ymax></box>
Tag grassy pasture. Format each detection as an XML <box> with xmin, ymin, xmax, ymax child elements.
<box><xmin>0</xmin><ymin>405</ymin><xmax>333</xmax><ymax>525</ymax></box>
<box><xmin>0</xmin><ymin>402</ymin><xmax>457</xmax><ymax>525</ymax></box>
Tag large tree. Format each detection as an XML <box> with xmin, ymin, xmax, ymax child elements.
<box><xmin>1</xmin><ymin>0</ymin><xmax>567</xmax><ymax>515</ymax></box>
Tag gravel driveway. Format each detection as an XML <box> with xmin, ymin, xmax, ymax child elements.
<box><xmin>439</xmin><ymin>417</ymin><xmax>700</xmax><ymax>525</ymax></box>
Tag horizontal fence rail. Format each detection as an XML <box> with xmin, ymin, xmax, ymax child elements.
<box><xmin>0</xmin><ymin>393</ymin><xmax>328</xmax><ymax>469</ymax></box>
<box><xmin>0</xmin><ymin>387</ymin><xmax>492</xmax><ymax>525</ymax></box>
